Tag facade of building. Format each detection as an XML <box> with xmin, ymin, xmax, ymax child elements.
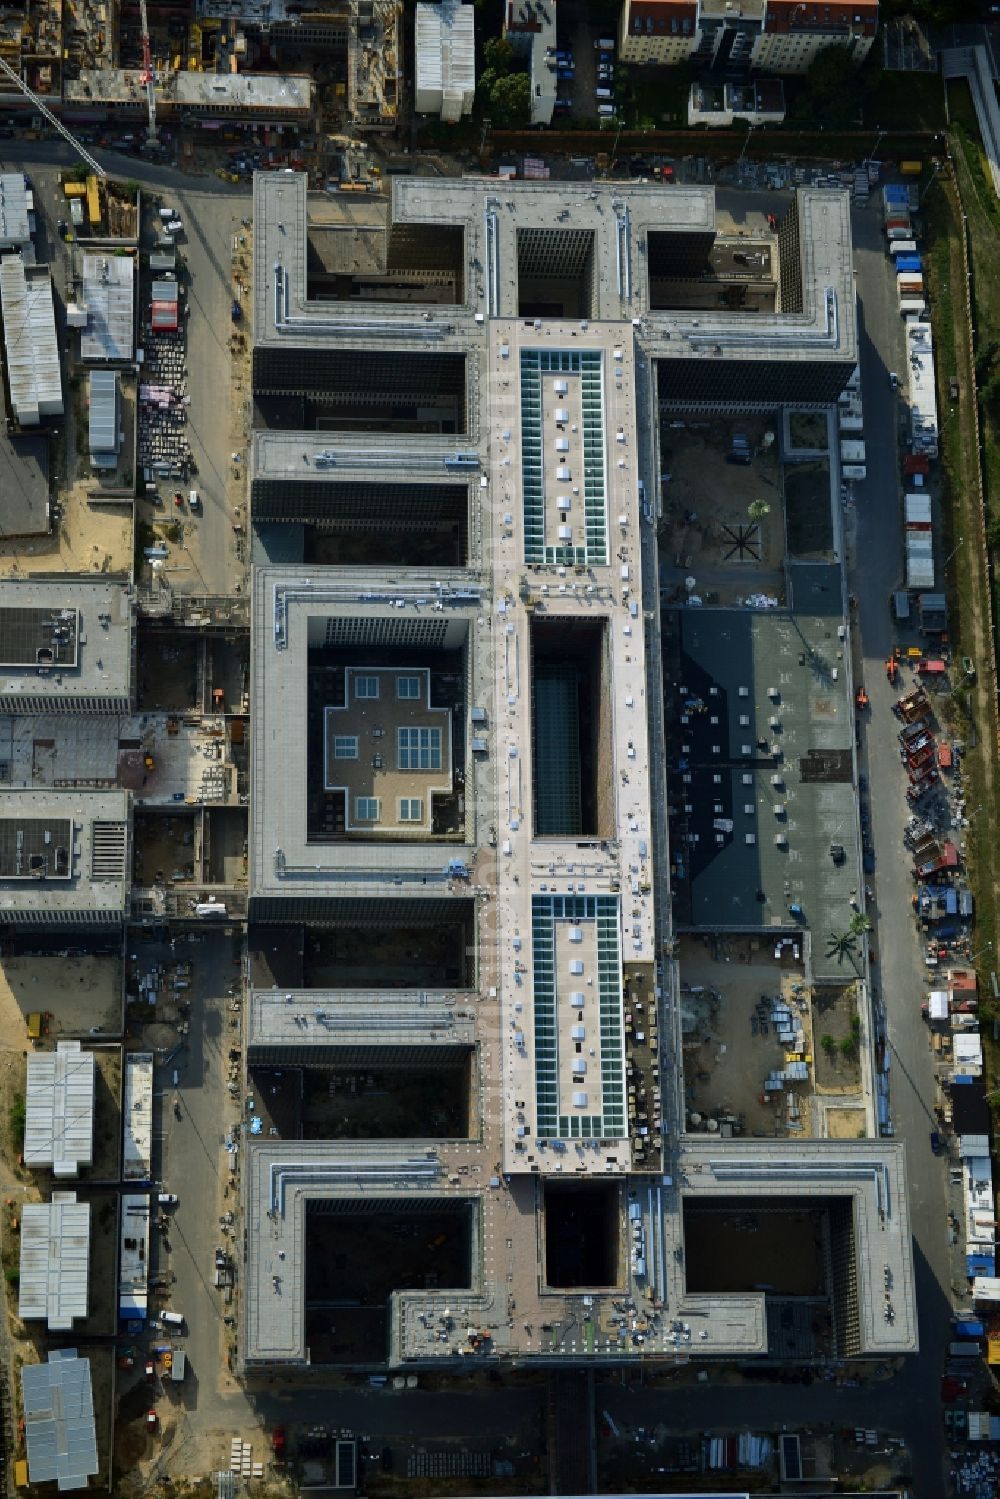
<box><xmin>619</xmin><ymin>0</ymin><xmax>878</xmax><ymax>74</ymax></box>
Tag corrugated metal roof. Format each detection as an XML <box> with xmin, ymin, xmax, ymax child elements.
<box><xmin>21</xmin><ymin>1349</ymin><xmax>99</xmax><ymax>1491</ymax></box>
<box><xmin>88</xmin><ymin>368</ymin><xmax>119</xmax><ymax>458</ymax></box>
<box><xmin>0</xmin><ymin>173</ymin><xmax>31</xmax><ymax>248</ymax></box>
<box><xmin>150</xmin><ymin>277</ymin><xmax>178</xmax><ymax>303</ymax></box>
<box><xmin>24</xmin><ymin>1041</ymin><xmax>95</xmax><ymax>1177</ymax></box>
<box><xmin>18</xmin><ymin>1195</ymin><xmax>91</xmax><ymax>1330</ymax></box>
<box><xmin>81</xmin><ymin>253</ymin><xmax>134</xmax><ymax>362</ymax></box>
<box><xmin>0</xmin><ymin>257</ymin><xmax>63</xmax><ymax>427</ymax></box>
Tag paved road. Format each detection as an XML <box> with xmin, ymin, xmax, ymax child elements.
<box><xmin>148</xmin><ymin>930</ymin><xmax>243</xmax><ymax>1418</ymax></box>
<box><xmin>849</xmin><ymin>199</ymin><xmax>953</xmax><ymax>1496</ymax></box>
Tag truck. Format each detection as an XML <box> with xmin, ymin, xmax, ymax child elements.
<box><xmin>170</xmin><ymin>1350</ymin><xmax>186</xmax><ymax>1381</ymax></box>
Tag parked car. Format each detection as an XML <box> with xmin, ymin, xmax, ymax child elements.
<box><xmin>930</xmin><ymin>1131</ymin><xmax>942</xmax><ymax>1156</ymax></box>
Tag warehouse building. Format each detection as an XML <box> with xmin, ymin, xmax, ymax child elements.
<box><xmin>415</xmin><ymin>1</ymin><xmax>475</xmax><ymax>120</ymax></box>
<box><xmin>0</xmin><ymin>257</ymin><xmax>62</xmax><ymax>427</ymax></box>
<box><xmin>21</xmin><ymin>1350</ymin><xmax>99</xmax><ymax>1492</ymax></box>
<box><xmin>19</xmin><ymin>1194</ymin><xmax>91</xmax><ymax>1330</ymax></box>
<box><xmin>88</xmin><ymin>369</ymin><xmax>121</xmax><ymax>468</ymax></box>
<box><xmin>0</xmin><ymin>172</ymin><xmax>32</xmax><ymax>251</ymax></box>
<box><xmin>80</xmin><ymin>253</ymin><xmax>135</xmax><ymax>363</ymax></box>
<box><xmin>24</xmin><ymin>1042</ymin><xmax>96</xmax><ymax>1177</ymax></box>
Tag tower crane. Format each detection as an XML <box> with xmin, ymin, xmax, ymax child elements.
<box><xmin>137</xmin><ymin>0</ymin><xmax>158</xmax><ymax>144</ymax></box>
<box><xmin>0</xmin><ymin>56</ymin><xmax>106</xmax><ymax>177</ymax></box>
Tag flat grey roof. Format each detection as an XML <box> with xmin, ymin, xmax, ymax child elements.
<box><xmin>252</xmin><ymin>173</ymin><xmax>855</xmax><ymax>374</ymax></box>
<box><xmin>81</xmin><ymin>254</ymin><xmax>134</xmax><ymax>363</ymax></box>
<box><xmin>243</xmin><ymin>1140</ymin><xmax>446</xmax><ymax>1365</ymax></box>
<box><xmin>0</xmin><ymin>788</ymin><xmax>129</xmax><ymax>919</ymax></box>
<box><xmin>248</xmin><ymin>988</ymin><xmax>477</xmax><ymax>1051</ymax></box>
<box><xmin>122</xmin><ymin>1053</ymin><xmax>153</xmax><ymax>1180</ymax></box>
<box><xmin>0</xmin><ymin>172</ymin><xmax>31</xmax><ymax>248</ymax></box>
<box><xmin>0</xmin><ymin>576</ymin><xmax>132</xmax><ymax>704</ymax></box>
<box><xmin>24</xmin><ymin>1042</ymin><xmax>95</xmax><ymax>1177</ymax></box>
<box><xmin>88</xmin><ymin>369</ymin><xmax>120</xmax><ymax>457</ymax></box>
<box><xmin>19</xmin><ymin>1195</ymin><xmax>90</xmax><ymax>1330</ymax></box>
<box><xmin>66</xmin><ymin>67</ymin><xmax>313</xmax><ymax>113</ymax></box>
<box><xmin>21</xmin><ymin>1350</ymin><xmax>99</xmax><ymax>1491</ymax></box>
<box><xmin>0</xmin><ymin>257</ymin><xmax>62</xmax><ymax>426</ymax></box>
<box><xmin>0</xmin><ymin>605</ymin><xmax>78</xmax><ymax>670</ymax></box>
<box><xmin>675</xmin><ymin>1138</ymin><xmax>918</xmax><ymax>1357</ymax></box>
<box><xmin>672</xmin><ymin>568</ymin><xmax>862</xmax><ymax>975</ymax></box>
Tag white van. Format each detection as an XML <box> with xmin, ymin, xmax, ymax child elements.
<box><xmin>162</xmin><ymin>1311</ymin><xmax>185</xmax><ymax>1328</ymax></box>
<box><xmin>188</xmin><ymin>489</ymin><xmax>200</xmax><ymax>511</ymax></box>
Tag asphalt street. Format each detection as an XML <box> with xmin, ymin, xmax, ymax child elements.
<box><xmin>147</xmin><ymin>929</ymin><xmax>243</xmax><ymax>1420</ymax></box>
<box><xmin>848</xmin><ymin>199</ymin><xmax>953</xmax><ymax>1496</ymax></box>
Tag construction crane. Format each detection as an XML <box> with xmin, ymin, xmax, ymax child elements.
<box><xmin>138</xmin><ymin>0</ymin><xmax>157</xmax><ymax>143</ymax></box>
<box><xmin>0</xmin><ymin>56</ymin><xmax>106</xmax><ymax>177</ymax></box>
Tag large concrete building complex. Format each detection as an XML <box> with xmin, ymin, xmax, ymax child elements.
<box><xmin>618</xmin><ymin>0</ymin><xmax>878</xmax><ymax>74</ymax></box>
<box><xmin>241</xmin><ymin>169</ymin><xmax>916</xmax><ymax>1372</ymax></box>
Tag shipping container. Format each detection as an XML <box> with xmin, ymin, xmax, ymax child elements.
<box><xmin>840</xmin><ymin>439</ymin><xmax>866</xmax><ymax>463</ymax></box>
<box><xmin>889</xmin><ymin>239</ymin><xmax>918</xmax><ymax>257</ymax></box>
<box><xmin>895</xmin><ymin>255</ymin><xmax>923</xmax><ymax>273</ymax></box>
<box><xmin>841</xmin><ymin>464</ymin><xmax>867</xmax><ymax>479</ymax></box>
<box><xmin>901</xmin><ymin>160</ymin><xmax>923</xmax><ymax>176</ymax></box>
<box><xmin>899</xmin><ymin>299</ymin><xmax>927</xmax><ymax>317</ymax></box>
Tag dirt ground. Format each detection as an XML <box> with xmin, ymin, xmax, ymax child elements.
<box><xmin>0</xmin><ymin>484</ymin><xmax>132</xmax><ymax>577</ymax></box>
<box><xmin>826</xmin><ymin>1107</ymin><xmax>868</xmax><ymax>1139</ymax></box>
<box><xmin>659</xmin><ymin>415</ymin><xmax>785</xmax><ymax>608</ymax></box>
<box><xmin>134</xmin><ymin>811</ymin><xmax>198</xmax><ymax>887</ymax></box>
<box><xmin>813</xmin><ymin>983</ymin><xmax>862</xmax><ymax>1093</ymax></box>
<box><xmin>93</xmin><ymin>1048</ymin><xmax>122</xmax><ymax>1178</ymax></box>
<box><xmin>678</xmin><ymin>936</ymin><xmax>817</xmax><ymax>1137</ymax></box>
<box><xmin>784</xmin><ymin>460</ymin><xmax>835</xmax><ymax>559</ymax></box>
<box><xmin>0</xmin><ymin>954</ymin><xmax>122</xmax><ymax>1040</ymax></box>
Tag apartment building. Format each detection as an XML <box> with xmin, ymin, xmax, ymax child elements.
<box><xmin>619</xmin><ymin>0</ymin><xmax>878</xmax><ymax>74</ymax></box>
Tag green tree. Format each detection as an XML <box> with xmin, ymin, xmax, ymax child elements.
<box><xmin>487</xmin><ymin>71</ymin><xmax>531</xmax><ymax>129</ymax></box>
<box><xmin>848</xmin><ymin>912</ymin><xmax>872</xmax><ymax>939</ymax></box>
<box><xmin>820</xmin><ymin>1034</ymin><xmax>836</xmax><ymax>1056</ymax></box>
<box><xmin>798</xmin><ymin>46</ymin><xmax>862</xmax><ymax>125</ymax></box>
<box><xmin>482</xmin><ymin>35</ymin><xmax>513</xmax><ymax>76</ymax></box>
<box><xmin>825</xmin><ymin>929</ymin><xmax>861</xmax><ymax>973</ymax></box>
<box><xmin>747</xmin><ymin>499</ymin><xmax>771</xmax><ymax>523</ymax></box>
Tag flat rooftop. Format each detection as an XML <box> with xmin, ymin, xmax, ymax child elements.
<box><xmin>66</xmin><ymin>68</ymin><xmax>313</xmax><ymax>113</ymax></box>
<box><xmin>323</xmin><ymin>667</ymin><xmax>453</xmax><ymax>835</ymax></box>
<box><xmin>672</xmin><ymin>1138</ymin><xmax>918</xmax><ymax>1357</ymax></box>
<box><xmin>122</xmin><ymin>1053</ymin><xmax>153</xmax><ymax>1180</ymax></box>
<box><xmin>0</xmin><ymin>577</ymin><xmax>132</xmax><ymax>704</ymax></box>
<box><xmin>81</xmin><ymin>254</ymin><xmax>134</xmax><ymax>363</ymax></box>
<box><xmin>669</xmin><ymin>566</ymin><xmax>862</xmax><ymax>974</ymax></box>
<box><xmin>0</xmin><ymin>788</ymin><xmax>130</xmax><ymax>921</ymax></box>
<box><xmin>21</xmin><ymin>1350</ymin><xmax>99</xmax><ymax>1492</ymax></box>
<box><xmin>19</xmin><ymin>1195</ymin><xmax>90</xmax><ymax>1330</ymax></box>
<box><xmin>24</xmin><ymin>1042</ymin><xmax>95</xmax><ymax>1177</ymax></box>
<box><xmin>248</xmin><ymin>988</ymin><xmax>477</xmax><ymax>1053</ymax></box>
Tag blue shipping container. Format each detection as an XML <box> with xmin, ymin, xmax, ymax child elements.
<box><xmin>954</xmin><ymin>1319</ymin><xmax>985</xmax><ymax>1338</ymax></box>
<box><xmin>896</xmin><ymin>256</ymin><xmax>923</xmax><ymax>273</ymax></box>
<box><xmin>884</xmin><ymin>184</ymin><xmax>909</xmax><ymax>206</ymax></box>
